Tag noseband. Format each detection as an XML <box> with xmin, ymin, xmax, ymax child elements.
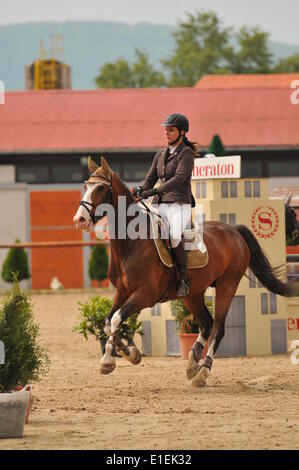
<box><xmin>79</xmin><ymin>174</ymin><xmax>113</xmax><ymax>224</ymax></box>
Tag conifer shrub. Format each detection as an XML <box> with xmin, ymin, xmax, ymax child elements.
<box><xmin>0</xmin><ymin>277</ymin><xmax>50</xmax><ymax>393</ymax></box>
<box><xmin>1</xmin><ymin>239</ymin><xmax>30</xmax><ymax>283</ymax></box>
<box><xmin>88</xmin><ymin>245</ymin><xmax>109</xmax><ymax>282</ymax></box>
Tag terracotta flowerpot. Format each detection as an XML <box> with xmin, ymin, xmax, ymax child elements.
<box><xmin>15</xmin><ymin>385</ymin><xmax>33</xmax><ymax>424</ymax></box>
<box><xmin>91</xmin><ymin>278</ymin><xmax>110</xmax><ymax>288</ymax></box>
<box><xmin>178</xmin><ymin>333</ymin><xmax>198</xmax><ymax>359</ymax></box>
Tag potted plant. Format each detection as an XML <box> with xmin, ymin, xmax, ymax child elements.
<box><xmin>76</xmin><ymin>295</ymin><xmax>143</xmax><ymax>354</ymax></box>
<box><xmin>171</xmin><ymin>298</ymin><xmax>213</xmax><ymax>359</ymax></box>
<box><xmin>0</xmin><ymin>277</ymin><xmax>50</xmax><ymax>438</ymax></box>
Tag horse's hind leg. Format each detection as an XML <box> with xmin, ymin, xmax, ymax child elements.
<box><xmin>183</xmin><ymin>293</ymin><xmax>213</xmax><ymax>380</ymax></box>
<box><xmin>191</xmin><ymin>271</ymin><xmax>243</xmax><ymax>388</ymax></box>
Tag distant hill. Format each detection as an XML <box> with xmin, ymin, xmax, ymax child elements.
<box><xmin>1</xmin><ymin>21</ymin><xmax>298</xmax><ymax>91</ymax></box>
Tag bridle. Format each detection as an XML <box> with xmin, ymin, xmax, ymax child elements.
<box><xmin>79</xmin><ymin>174</ymin><xmax>113</xmax><ymax>224</ymax></box>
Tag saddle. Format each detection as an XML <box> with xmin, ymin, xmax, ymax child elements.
<box><xmin>148</xmin><ymin>210</ymin><xmax>209</xmax><ymax>269</ymax></box>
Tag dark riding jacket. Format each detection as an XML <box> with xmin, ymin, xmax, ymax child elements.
<box><xmin>140</xmin><ymin>142</ymin><xmax>195</xmax><ymax>205</ymax></box>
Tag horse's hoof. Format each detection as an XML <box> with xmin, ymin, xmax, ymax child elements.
<box><xmin>100</xmin><ymin>362</ymin><xmax>116</xmax><ymax>375</ymax></box>
<box><xmin>129</xmin><ymin>346</ymin><xmax>141</xmax><ymax>365</ymax></box>
<box><xmin>191</xmin><ymin>366</ymin><xmax>210</xmax><ymax>388</ymax></box>
<box><xmin>186</xmin><ymin>365</ymin><xmax>199</xmax><ymax>380</ymax></box>
<box><xmin>186</xmin><ymin>350</ymin><xmax>200</xmax><ymax>380</ymax></box>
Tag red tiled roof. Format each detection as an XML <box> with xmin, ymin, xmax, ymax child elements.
<box><xmin>0</xmin><ymin>87</ymin><xmax>298</xmax><ymax>154</ymax></box>
<box><xmin>195</xmin><ymin>73</ymin><xmax>299</xmax><ymax>89</ymax></box>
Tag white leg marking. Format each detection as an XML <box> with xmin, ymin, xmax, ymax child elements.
<box><xmin>206</xmin><ymin>338</ymin><xmax>216</xmax><ymax>360</ymax></box>
<box><xmin>111</xmin><ymin>309</ymin><xmax>122</xmax><ymax>334</ymax></box>
<box><xmin>196</xmin><ymin>332</ymin><xmax>206</xmax><ymax>346</ymax></box>
<box><xmin>104</xmin><ymin>321</ymin><xmax>111</xmax><ymax>336</ymax></box>
<box><xmin>101</xmin><ymin>335</ymin><xmax>115</xmax><ymax>365</ymax></box>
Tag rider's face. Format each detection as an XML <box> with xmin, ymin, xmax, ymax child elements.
<box><xmin>164</xmin><ymin>126</ymin><xmax>181</xmax><ymax>145</ymax></box>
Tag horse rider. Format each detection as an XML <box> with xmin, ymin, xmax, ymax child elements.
<box><xmin>133</xmin><ymin>113</ymin><xmax>199</xmax><ymax>297</ymax></box>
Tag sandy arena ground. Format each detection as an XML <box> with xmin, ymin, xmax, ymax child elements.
<box><xmin>0</xmin><ymin>289</ymin><xmax>298</xmax><ymax>450</ymax></box>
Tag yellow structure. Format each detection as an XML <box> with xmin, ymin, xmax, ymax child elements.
<box><xmin>25</xmin><ymin>36</ymin><xmax>71</xmax><ymax>90</ymax></box>
<box><xmin>139</xmin><ymin>157</ymin><xmax>298</xmax><ymax>357</ymax></box>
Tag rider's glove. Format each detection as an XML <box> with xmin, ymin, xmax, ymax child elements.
<box><xmin>141</xmin><ymin>188</ymin><xmax>158</xmax><ymax>199</ymax></box>
<box><xmin>132</xmin><ymin>186</ymin><xmax>143</xmax><ymax>198</ymax></box>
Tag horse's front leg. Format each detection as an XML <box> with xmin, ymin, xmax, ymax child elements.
<box><xmin>100</xmin><ymin>290</ymin><xmax>147</xmax><ymax>374</ymax></box>
<box><xmin>100</xmin><ymin>291</ymin><xmax>127</xmax><ymax>375</ymax></box>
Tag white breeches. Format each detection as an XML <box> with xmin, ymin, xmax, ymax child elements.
<box><xmin>158</xmin><ymin>203</ymin><xmax>192</xmax><ymax>248</ymax></box>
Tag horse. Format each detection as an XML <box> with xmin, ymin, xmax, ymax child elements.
<box><xmin>73</xmin><ymin>157</ymin><xmax>294</xmax><ymax>387</ymax></box>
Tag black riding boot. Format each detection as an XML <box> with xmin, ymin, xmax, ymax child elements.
<box><xmin>172</xmin><ymin>242</ymin><xmax>190</xmax><ymax>297</ymax></box>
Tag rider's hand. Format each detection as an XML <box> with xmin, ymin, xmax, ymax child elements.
<box><xmin>132</xmin><ymin>186</ymin><xmax>143</xmax><ymax>198</ymax></box>
<box><xmin>141</xmin><ymin>188</ymin><xmax>158</xmax><ymax>199</ymax></box>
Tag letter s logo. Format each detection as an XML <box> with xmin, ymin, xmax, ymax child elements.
<box><xmin>290</xmin><ymin>80</ymin><xmax>299</xmax><ymax>105</ymax></box>
<box><xmin>258</xmin><ymin>212</ymin><xmax>272</xmax><ymax>230</ymax></box>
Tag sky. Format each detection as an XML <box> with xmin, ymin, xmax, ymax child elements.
<box><xmin>1</xmin><ymin>0</ymin><xmax>299</xmax><ymax>45</ymax></box>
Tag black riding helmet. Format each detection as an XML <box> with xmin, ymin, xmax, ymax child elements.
<box><xmin>162</xmin><ymin>113</ymin><xmax>189</xmax><ymax>132</ymax></box>
<box><xmin>162</xmin><ymin>113</ymin><xmax>189</xmax><ymax>145</ymax></box>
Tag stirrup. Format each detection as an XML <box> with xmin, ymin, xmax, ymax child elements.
<box><xmin>177</xmin><ymin>279</ymin><xmax>190</xmax><ymax>297</ymax></box>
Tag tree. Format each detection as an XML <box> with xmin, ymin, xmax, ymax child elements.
<box><xmin>208</xmin><ymin>134</ymin><xmax>226</xmax><ymax>156</ymax></box>
<box><xmin>88</xmin><ymin>245</ymin><xmax>109</xmax><ymax>282</ymax></box>
<box><xmin>273</xmin><ymin>54</ymin><xmax>299</xmax><ymax>73</ymax></box>
<box><xmin>163</xmin><ymin>10</ymin><xmax>232</xmax><ymax>86</ymax></box>
<box><xmin>227</xmin><ymin>27</ymin><xmax>273</xmax><ymax>74</ymax></box>
<box><xmin>95</xmin><ymin>49</ymin><xmax>166</xmax><ymax>88</ymax></box>
<box><xmin>1</xmin><ymin>239</ymin><xmax>30</xmax><ymax>284</ymax></box>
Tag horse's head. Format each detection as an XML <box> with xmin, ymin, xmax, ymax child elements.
<box><xmin>285</xmin><ymin>193</ymin><xmax>299</xmax><ymax>243</ymax></box>
<box><xmin>73</xmin><ymin>156</ymin><xmax>113</xmax><ymax>231</ymax></box>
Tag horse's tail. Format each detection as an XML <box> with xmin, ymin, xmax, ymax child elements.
<box><xmin>235</xmin><ymin>224</ymin><xmax>294</xmax><ymax>297</ymax></box>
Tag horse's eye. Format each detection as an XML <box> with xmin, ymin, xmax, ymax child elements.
<box><xmin>97</xmin><ymin>185</ymin><xmax>105</xmax><ymax>192</ymax></box>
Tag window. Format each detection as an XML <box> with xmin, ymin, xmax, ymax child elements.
<box><xmin>269</xmin><ymin>293</ymin><xmax>277</xmax><ymax>314</ymax></box>
<box><xmin>220</xmin><ymin>213</ymin><xmax>236</xmax><ymax>225</ymax></box>
<box><xmin>242</xmin><ymin>160</ymin><xmax>262</xmax><ymax>178</ymax></box>
<box><xmin>220</xmin><ymin>213</ymin><xmax>227</xmax><ymax>223</ymax></box>
<box><xmin>17</xmin><ymin>166</ymin><xmax>49</xmax><ymax>183</ymax></box>
<box><xmin>228</xmin><ymin>214</ymin><xmax>236</xmax><ymax>226</ymax></box>
<box><xmin>244</xmin><ymin>181</ymin><xmax>252</xmax><ymax>197</ymax></box>
<box><xmin>123</xmin><ymin>162</ymin><xmax>149</xmax><ymax>182</ymax></box>
<box><xmin>261</xmin><ymin>293</ymin><xmax>268</xmax><ymax>315</ymax></box>
<box><xmin>230</xmin><ymin>181</ymin><xmax>237</xmax><ymax>198</ymax></box>
<box><xmin>261</xmin><ymin>293</ymin><xmax>277</xmax><ymax>314</ymax></box>
<box><xmin>249</xmin><ymin>269</ymin><xmax>263</xmax><ymax>288</ymax></box>
<box><xmin>221</xmin><ymin>181</ymin><xmax>228</xmax><ymax>198</ymax></box>
<box><xmin>268</xmin><ymin>161</ymin><xmax>298</xmax><ymax>177</ymax></box>
<box><xmin>253</xmin><ymin>181</ymin><xmax>260</xmax><ymax>197</ymax></box>
<box><xmin>151</xmin><ymin>303</ymin><xmax>161</xmax><ymax>316</ymax></box>
<box><xmin>196</xmin><ymin>181</ymin><xmax>206</xmax><ymax>199</ymax></box>
<box><xmin>52</xmin><ymin>165</ymin><xmax>83</xmax><ymax>182</ymax></box>
<box><xmin>245</xmin><ymin>180</ymin><xmax>261</xmax><ymax>198</ymax></box>
<box><xmin>221</xmin><ymin>181</ymin><xmax>237</xmax><ymax>198</ymax></box>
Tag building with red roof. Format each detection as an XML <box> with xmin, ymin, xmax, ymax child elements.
<box><xmin>0</xmin><ymin>76</ymin><xmax>298</xmax><ymax>183</ymax></box>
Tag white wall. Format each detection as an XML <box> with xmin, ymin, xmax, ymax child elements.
<box><xmin>0</xmin><ymin>165</ymin><xmax>15</xmax><ymax>183</ymax></box>
<box><xmin>0</xmin><ymin>184</ymin><xmax>30</xmax><ymax>291</ymax></box>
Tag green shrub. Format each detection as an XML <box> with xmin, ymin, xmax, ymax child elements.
<box><xmin>1</xmin><ymin>239</ymin><xmax>30</xmax><ymax>283</ymax></box>
<box><xmin>171</xmin><ymin>298</ymin><xmax>213</xmax><ymax>333</ymax></box>
<box><xmin>0</xmin><ymin>277</ymin><xmax>50</xmax><ymax>393</ymax></box>
<box><xmin>76</xmin><ymin>296</ymin><xmax>143</xmax><ymax>345</ymax></box>
<box><xmin>88</xmin><ymin>245</ymin><xmax>109</xmax><ymax>281</ymax></box>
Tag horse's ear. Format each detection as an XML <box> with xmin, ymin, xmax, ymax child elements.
<box><xmin>88</xmin><ymin>156</ymin><xmax>99</xmax><ymax>174</ymax></box>
<box><xmin>286</xmin><ymin>193</ymin><xmax>293</xmax><ymax>206</ymax></box>
<box><xmin>101</xmin><ymin>156</ymin><xmax>112</xmax><ymax>178</ymax></box>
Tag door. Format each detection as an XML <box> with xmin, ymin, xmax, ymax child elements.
<box><xmin>216</xmin><ymin>296</ymin><xmax>246</xmax><ymax>357</ymax></box>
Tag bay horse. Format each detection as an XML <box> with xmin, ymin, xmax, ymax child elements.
<box><xmin>73</xmin><ymin>157</ymin><xmax>294</xmax><ymax>387</ymax></box>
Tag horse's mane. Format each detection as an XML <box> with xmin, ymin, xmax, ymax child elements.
<box><xmin>113</xmin><ymin>171</ymin><xmax>134</xmax><ymax>203</ymax></box>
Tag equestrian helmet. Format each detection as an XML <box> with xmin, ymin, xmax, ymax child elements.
<box><xmin>162</xmin><ymin>113</ymin><xmax>189</xmax><ymax>132</ymax></box>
